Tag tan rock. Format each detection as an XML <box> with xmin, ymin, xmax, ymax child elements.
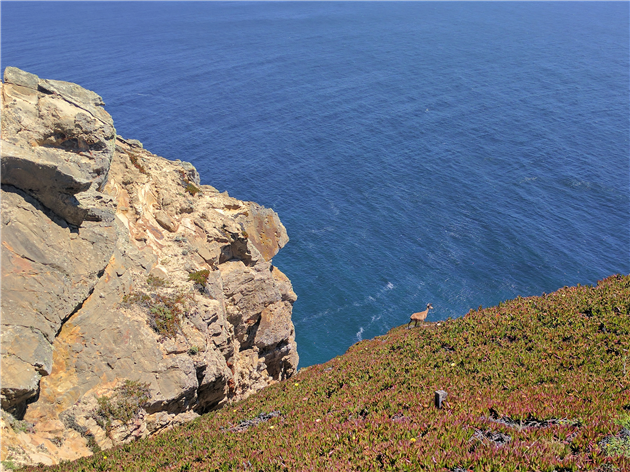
<box><xmin>1</xmin><ymin>68</ymin><xmax>299</xmax><ymax>467</ymax></box>
<box><xmin>237</xmin><ymin>202</ymin><xmax>290</xmax><ymax>261</ymax></box>
<box><xmin>0</xmin><ymin>186</ymin><xmax>118</xmax><ymax>415</ymax></box>
<box><xmin>1</xmin><ymin>67</ymin><xmax>116</xmax><ymax>225</ymax></box>
<box><xmin>255</xmin><ymin>301</ymin><xmax>294</xmax><ymax>349</ymax></box>
<box><xmin>155</xmin><ymin>210</ymin><xmax>178</xmax><ymax>232</ymax></box>
<box><xmin>0</xmin><ymin>356</ymin><xmax>40</xmax><ymax>412</ymax></box>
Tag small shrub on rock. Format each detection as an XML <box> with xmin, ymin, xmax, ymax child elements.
<box><xmin>1</xmin><ymin>460</ymin><xmax>18</xmax><ymax>470</ymax></box>
<box><xmin>188</xmin><ymin>269</ymin><xmax>210</xmax><ymax>286</ymax></box>
<box><xmin>127</xmin><ymin>152</ymin><xmax>147</xmax><ymax>174</ymax></box>
<box><xmin>123</xmin><ymin>290</ymin><xmax>191</xmax><ymax>338</ymax></box>
<box><xmin>185</xmin><ymin>183</ymin><xmax>200</xmax><ymax>196</ymax></box>
<box><xmin>94</xmin><ymin>380</ymin><xmax>151</xmax><ymax>437</ymax></box>
<box><xmin>148</xmin><ymin>292</ymin><xmax>190</xmax><ymax>337</ymax></box>
<box><xmin>146</xmin><ymin>275</ymin><xmax>169</xmax><ymax>288</ymax></box>
<box><xmin>122</xmin><ymin>292</ymin><xmax>151</xmax><ymax>305</ymax></box>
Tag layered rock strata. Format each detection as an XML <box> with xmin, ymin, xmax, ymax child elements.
<box><xmin>0</xmin><ymin>67</ymin><xmax>298</xmax><ymax>467</ymax></box>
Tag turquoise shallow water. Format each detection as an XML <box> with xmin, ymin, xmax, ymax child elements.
<box><xmin>2</xmin><ymin>1</ymin><xmax>629</xmax><ymax>367</ymax></box>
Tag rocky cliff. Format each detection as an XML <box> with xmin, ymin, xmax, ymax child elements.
<box><xmin>0</xmin><ymin>67</ymin><xmax>299</xmax><ymax>467</ymax></box>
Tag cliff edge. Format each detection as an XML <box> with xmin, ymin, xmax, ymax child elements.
<box><xmin>0</xmin><ymin>67</ymin><xmax>299</xmax><ymax>467</ymax></box>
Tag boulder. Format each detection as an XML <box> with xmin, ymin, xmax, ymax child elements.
<box><xmin>1</xmin><ymin>67</ymin><xmax>116</xmax><ymax>225</ymax></box>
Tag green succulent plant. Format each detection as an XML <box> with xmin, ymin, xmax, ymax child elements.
<box><xmin>29</xmin><ymin>275</ymin><xmax>630</xmax><ymax>471</ymax></box>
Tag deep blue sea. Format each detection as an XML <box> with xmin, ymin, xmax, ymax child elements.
<box><xmin>2</xmin><ymin>2</ymin><xmax>629</xmax><ymax>368</ymax></box>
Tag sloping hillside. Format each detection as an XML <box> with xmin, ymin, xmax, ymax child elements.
<box><xmin>21</xmin><ymin>275</ymin><xmax>630</xmax><ymax>471</ymax></box>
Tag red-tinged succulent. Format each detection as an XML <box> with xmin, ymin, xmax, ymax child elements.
<box><xmin>26</xmin><ymin>274</ymin><xmax>630</xmax><ymax>471</ymax></box>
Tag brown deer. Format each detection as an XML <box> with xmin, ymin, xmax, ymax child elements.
<box><xmin>407</xmin><ymin>303</ymin><xmax>433</xmax><ymax>329</ymax></box>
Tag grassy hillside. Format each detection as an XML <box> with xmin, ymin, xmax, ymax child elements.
<box><xmin>28</xmin><ymin>275</ymin><xmax>630</xmax><ymax>471</ymax></box>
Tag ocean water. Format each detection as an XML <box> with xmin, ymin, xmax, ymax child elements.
<box><xmin>2</xmin><ymin>2</ymin><xmax>628</xmax><ymax>368</ymax></box>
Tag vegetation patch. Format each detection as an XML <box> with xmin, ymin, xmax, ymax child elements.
<box><xmin>127</xmin><ymin>152</ymin><xmax>147</xmax><ymax>174</ymax></box>
<box><xmin>148</xmin><ymin>293</ymin><xmax>190</xmax><ymax>337</ymax></box>
<box><xmin>122</xmin><ymin>292</ymin><xmax>151</xmax><ymax>306</ymax></box>
<box><xmin>602</xmin><ymin>430</ymin><xmax>630</xmax><ymax>458</ymax></box>
<box><xmin>6</xmin><ymin>417</ymin><xmax>33</xmax><ymax>435</ymax></box>
<box><xmin>600</xmin><ymin>414</ymin><xmax>630</xmax><ymax>458</ymax></box>
<box><xmin>59</xmin><ymin>412</ymin><xmax>88</xmax><ymax>436</ymax></box>
<box><xmin>85</xmin><ymin>433</ymin><xmax>101</xmax><ymax>454</ymax></box>
<box><xmin>146</xmin><ymin>275</ymin><xmax>169</xmax><ymax>288</ymax></box>
<box><xmin>93</xmin><ymin>380</ymin><xmax>151</xmax><ymax>437</ymax></box>
<box><xmin>123</xmin><ymin>290</ymin><xmax>192</xmax><ymax>338</ymax></box>
<box><xmin>27</xmin><ymin>275</ymin><xmax>630</xmax><ymax>471</ymax></box>
<box><xmin>185</xmin><ymin>183</ymin><xmax>201</xmax><ymax>196</ymax></box>
<box><xmin>11</xmin><ymin>422</ymin><xmax>28</xmax><ymax>434</ymax></box>
<box><xmin>1</xmin><ymin>460</ymin><xmax>18</xmax><ymax>470</ymax></box>
<box><xmin>188</xmin><ymin>269</ymin><xmax>210</xmax><ymax>286</ymax></box>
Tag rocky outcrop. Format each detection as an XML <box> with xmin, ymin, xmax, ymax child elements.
<box><xmin>0</xmin><ymin>68</ymin><xmax>298</xmax><ymax>467</ymax></box>
<box><xmin>1</xmin><ymin>67</ymin><xmax>116</xmax><ymax>226</ymax></box>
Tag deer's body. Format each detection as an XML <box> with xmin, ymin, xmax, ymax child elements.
<box><xmin>408</xmin><ymin>303</ymin><xmax>433</xmax><ymax>329</ymax></box>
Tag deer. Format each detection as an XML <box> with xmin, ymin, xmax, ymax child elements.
<box><xmin>407</xmin><ymin>303</ymin><xmax>433</xmax><ymax>329</ymax></box>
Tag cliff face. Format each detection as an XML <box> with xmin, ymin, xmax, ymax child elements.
<box><xmin>0</xmin><ymin>67</ymin><xmax>298</xmax><ymax>467</ymax></box>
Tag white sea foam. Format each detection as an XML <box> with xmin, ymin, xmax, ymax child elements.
<box><xmin>355</xmin><ymin>327</ymin><xmax>364</xmax><ymax>342</ymax></box>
